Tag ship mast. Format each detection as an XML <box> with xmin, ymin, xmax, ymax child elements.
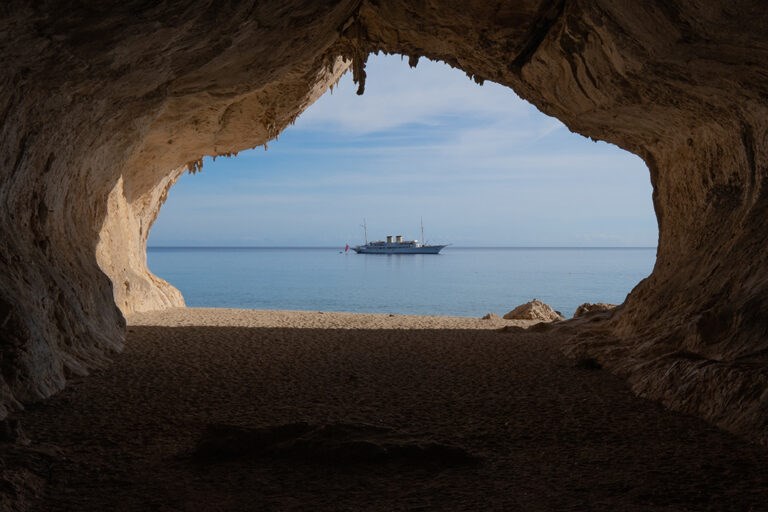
<box><xmin>420</xmin><ymin>217</ymin><xmax>425</xmax><ymax>246</ymax></box>
<box><xmin>361</xmin><ymin>218</ymin><xmax>368</xmax><ymax>244</ymax></box>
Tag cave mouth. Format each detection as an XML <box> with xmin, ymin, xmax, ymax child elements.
<box><xmin>2</xmin><ymin>0</ymin><xmax>768</xmax><ymax>451</ymax></box>
<box><xmin>142</xmin><ymin>54</ymin><xmax>657</xmax><ymax>319</ymax></box>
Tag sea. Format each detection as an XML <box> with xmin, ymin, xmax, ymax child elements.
<box><xmin>146</xmin><ymin>247</ymin><xmax>656</xmax><ymax>318</ymax></box>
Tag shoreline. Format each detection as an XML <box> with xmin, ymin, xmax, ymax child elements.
<box><xmin>127</xmin><ymin>307</ymin><xmax>539</xmax><ymax>330</ymax></box>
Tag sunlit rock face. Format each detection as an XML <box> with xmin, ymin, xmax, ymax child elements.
<box><xmin>1</xmin><ymin>1</ymin><xmax>767</xmax><ymax>442</ymax></box>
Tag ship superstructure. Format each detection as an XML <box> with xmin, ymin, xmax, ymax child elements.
<box><xmin>352</xmin><ymin>220</ymin><xmax>447</xmax><ymax>254</ymax></box>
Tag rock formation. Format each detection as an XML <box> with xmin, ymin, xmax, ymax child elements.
<box><xmin>504</xmin><ymin>300</ymin><xmax>564</xmax><ymax>322</ymax></box>
<box><xmin>1</xmin><ymin>1</ymin><xmax>768</xmax><ymax>443</ymax></box>
<box><xmin>573</xmin><ymin>303</ymin><xmax>617</xmax><ymax>318</ymax></box>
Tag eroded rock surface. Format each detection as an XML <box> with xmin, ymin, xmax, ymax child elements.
<box><xmin>1</xmin><ymin>1</ymin><xmax>768</xmax><ymax>444</ymax></box>
<box><xmin>573</xmin><ymin>303</ymin><xmax>617</xmax><ymax>318</ymax></box>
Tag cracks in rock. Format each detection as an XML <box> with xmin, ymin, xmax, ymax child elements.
<box><xmin>740</xmin><ymin>121</ymin><xmax>757</xmax><ymax>200</ymax></box>
<box><xmin>0</xmin><ymin>91</ymin><xmax>16</xmax><ymax>138</ymax></box>
<box><xmin>40</xmin><ymin>153</ymin><xmax>54</xmax><ymax>175</ymax></box>
<box><xmin>559</xmin><ymin>37</ymin><xmax>592</xmax><ymax>103</ymax></box>
<box><xmin>31</xmin><ymin>154</ymin><xmax>55</xmax><ymax>256</ymax></box>
<box><xmin>31</xmin><ymin>194</ymin><xmax>51</xmax><ymax>256</ymax></box>
<box><xmin>9</xmin><ymin>133</ymin><xmax>30</xmax><ymax>181</ymax></box>
<box><xmin>642</xmin><ymin>150</ymin><xmax>664</xmax><ymax>242</ymax></box>
<box><xmin>509</xmin><ymin>0</ymin><xmax>567</xmax><ymax>73</ymax></box>
<box><xmin>552</xmin><ymin>6</ymin><xmax>604</xmax><ymax>110</ymax></box>
<box><xmin>215</xmin><ymin>98</ymin><xmax>244</xmax><ymax>141</ymax></box>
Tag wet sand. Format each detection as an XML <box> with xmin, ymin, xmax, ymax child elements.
<box><xmin>10</xmin><ymin>308</ymin><xmax>768</xmax><ymax>511</ymax></box>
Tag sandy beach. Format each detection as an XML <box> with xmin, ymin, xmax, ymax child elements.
<box><xmin>11</xmin><ymin>308</ymin><xmax>768</xmax><ymax>511</ymax></box>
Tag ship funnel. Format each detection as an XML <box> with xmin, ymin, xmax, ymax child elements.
<box><xmin>396</xmin><ymin>235</ymin><xmax>403</xmax><ymax>243</ymax></box>
<box><xmin>386</xmin><ymin>235</ymin><xmax>393</xmax><ymax>243</ymax></box>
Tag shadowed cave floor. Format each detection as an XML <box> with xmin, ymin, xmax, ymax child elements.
<box><xmin>10</xmin><ymin>310</ymin><xmax>768</xmax><ymax>511</ymax></box>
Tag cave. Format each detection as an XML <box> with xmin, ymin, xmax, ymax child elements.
<box><xmin>1</xmin><ymin>0</ymin><xmax>767</xmax><ymax>497</ymax></box>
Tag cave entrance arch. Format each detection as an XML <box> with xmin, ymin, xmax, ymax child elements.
<box><xmin>142</xmin><ymin>53</ymin><xmax>657</xmax><ymax>319</ymax></box>
<box><xmin>1</xmin><ymin>1</ymin><xmax>767</xmax><ymax>444</ymax></box>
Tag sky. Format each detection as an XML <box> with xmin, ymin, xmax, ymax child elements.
<box><xmin>148</xmin><ymin>54</ymin><xmax>658</xmax><ymax>247</ymax></box>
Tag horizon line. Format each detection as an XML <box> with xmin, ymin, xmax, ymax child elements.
<box><xmin>147</xmin><ymin>245</ymin><xmax>658</xmax><ymax>250</ymax></box>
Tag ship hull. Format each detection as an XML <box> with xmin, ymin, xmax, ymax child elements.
<box><xmin>353</xmin><ymin>245</ymin><xmax>446</xmax><ymax>254</ymax></box>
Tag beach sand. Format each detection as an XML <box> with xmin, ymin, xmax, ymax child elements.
<box><xmin>13</xmin><ymin>308</ymin><xmax>768</xmax><ymax>511</ymax></box>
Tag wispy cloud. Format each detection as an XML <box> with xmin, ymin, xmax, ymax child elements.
<box><xmin>295</xmin><ymin>57</ymin><xmax>531</xmax><ymax>134</ymax></box>
<box><xmin>151</xmin><ymin>55</ymin><xmax>657</xmax><ymax>247</ymax></box>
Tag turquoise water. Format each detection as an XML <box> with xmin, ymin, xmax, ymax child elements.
<box><xmin>146</xmin><ymin>247</ymin><xmax>656</xmax><ymax>318</ymax></box>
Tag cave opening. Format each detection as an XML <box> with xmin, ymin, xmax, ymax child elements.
<box><xmin>144</xmin><ymin>54</ymin><xmax>657</xmax><ymax>319</ymax></box>
<box><xmin>3</xmin><ymin>2</ymin><xmax>768</xmax><ymax>508</ymax></box>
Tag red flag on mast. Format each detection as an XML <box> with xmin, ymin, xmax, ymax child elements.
<box><xmin>344</xmin><ymin>244</ymin><xmax>349</xmax><ymax>252</ymax></box>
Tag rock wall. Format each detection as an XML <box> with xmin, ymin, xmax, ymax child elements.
<box><xmin>0</xmin><ymin>0</ymin><xmax>355</xmax><ymax>415</ymax></box>
<box><xmin>96</xmin><ymin>170</ymin><xmax>186</xmax><ymax>315</ymax></box>
<box><xmin>351</xmin><ymin>0</ymin><xmax>768</xmax><ymax>444</ymax></box>
<box><xmin>1</xmin><ymin>1</ymin><xmax>767</xmax><ymax>442</ymax></box>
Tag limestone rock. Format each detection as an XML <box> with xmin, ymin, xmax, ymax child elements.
<box><xmin>481</xmin><ymin>313</ymin><xmax>500</xmax><ymax>320</ymax></box>
<box><xmin>1</xmin><ymin>1</ymin><xmax>768</xmax><ymax>446</ymax></box>
<box><xmin>573</xmin><ymin>303</ymin><xmax>617</xmax><ymax>318</ymax></box>
<box><xmin>503</xmin><ymin>300</ymin><xmax>563</xmax><ymax>322</ymax></box>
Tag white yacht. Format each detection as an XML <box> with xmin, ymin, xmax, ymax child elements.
<box><xmin>351</xmin><ymin>220</ymin><xmax>448</xmax><ymax>254</ymax></box>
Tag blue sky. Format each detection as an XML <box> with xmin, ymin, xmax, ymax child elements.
<box><xmin>149</xmin><ymin>54</ymin><xmax>658</xmax><ymax>247</ymax></box>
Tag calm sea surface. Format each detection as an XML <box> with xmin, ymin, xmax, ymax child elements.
<box><xmin>147</xmin><ymin>247</ymin><xmax>656</xmax><ymax>318</ymax></box>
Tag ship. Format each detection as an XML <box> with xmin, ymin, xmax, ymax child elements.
<box><xmin>351</xmin><ymin>219</ymin><xmax>448</xmax><ymax>254</ymax></box>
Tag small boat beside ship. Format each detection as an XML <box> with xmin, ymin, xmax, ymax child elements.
<box><xmin>351</xmin><ymin>219</ymin><xmax>448</xmax><ymax>254</ymax></box>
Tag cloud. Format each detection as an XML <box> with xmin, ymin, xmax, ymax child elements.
<box><xmin>295</xmin><ymin>56</ymin><xmax>532</xmax><ymax>134</ymax></box>
<box><xmin>151</xmin><ymin>54</ymin><xmax>657</xmax><ymax>247</ymax></box>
